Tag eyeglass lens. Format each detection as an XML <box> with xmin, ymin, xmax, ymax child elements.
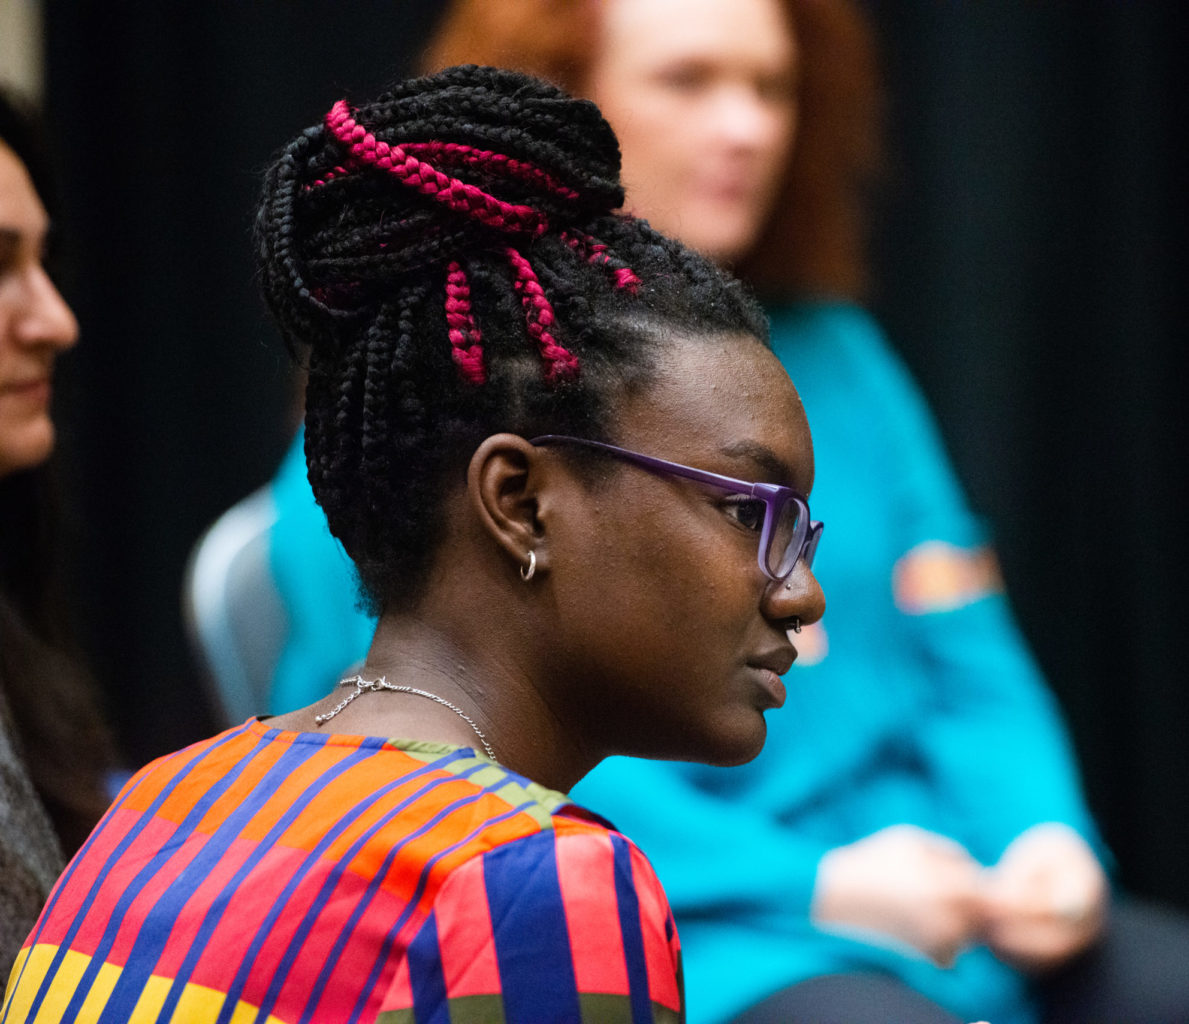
<box><xmin>769</xmin><ymin>497</ymin><xmax>807</xmax><ymax>578</ymax></box>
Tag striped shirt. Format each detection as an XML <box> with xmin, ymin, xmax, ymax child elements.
<box><xmin>3</xmin><ymin>720</ymin><xmax>684</xmax><ymax>1023</ymax></box>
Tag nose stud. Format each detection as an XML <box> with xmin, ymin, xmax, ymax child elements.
<box><xmin>783</xmin><ymin>579</ymin><xmax>802</xmax><ymax>632</ymax></box>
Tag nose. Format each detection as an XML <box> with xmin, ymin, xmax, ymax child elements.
<box><xmin>711</xmin><ymin>80</ymin><xmax>793</xmax><ymax>158</ymax></box>
<box><xmin>13</xmin><ymin>264</ymin><xmax>79</xmax><ymax>352</ymax></box>
<box><xmin>762</xmin><ymin>560</ymin><xmax>825</xmax><ymax>631</ymax></box>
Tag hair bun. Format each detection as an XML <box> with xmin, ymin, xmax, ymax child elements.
<box><xmin>342</xmin><ymin>64</ymin><xmax>626</xmax><ymax>226</ymax></box>
<box><xmin>257</xmin><ymin>64</ymin><xmax>625</xmax><ymax>352</ymax></box>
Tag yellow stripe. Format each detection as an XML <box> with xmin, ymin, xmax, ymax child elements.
<box><xmin>5</xmin><ymin>945</ymin><xmax>288</xmax><ymax>1024</ymax></box>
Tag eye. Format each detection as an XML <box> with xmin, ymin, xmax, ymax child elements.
<box><xmin>756</xmin><ymin>69</ymin><xmax>797</xmax><ymax>106</ymax></box>
<box><xmin>721</xmin><ymin>496</ymin><xmax>766</xmax><ymax>533</ymax></box>
<box><xmin>0</xmin><ymin>236</ymin><xmax>18</xmax><ymax>279</ymax></box>
<box><xmin>654</xmin><ymin>61</ymin><xmax>713</xmax><ymax>95</ymax></box>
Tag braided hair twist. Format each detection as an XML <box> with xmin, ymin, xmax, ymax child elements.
<box><xmin>256</xmin><ymin>65</ymin><xmax>767</xmax><ymax>611</ymax></box>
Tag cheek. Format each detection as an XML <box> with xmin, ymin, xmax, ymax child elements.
<box><xmin>757</xmin><ymin>111</ymin><xmax>794</xmax><ymax>189</ymax></box>
<box><xmin>617</xmin><ymin>124</ymin><xmax>692</xmax><ymax>218</ymax></box>
<box><xmin>585</xmin><ymin>498</ymin><xmax>751</xmax><ymax>652</ymax></box>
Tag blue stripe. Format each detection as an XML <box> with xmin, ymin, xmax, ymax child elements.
<box><xmin>18</xmin><ymin>726</ymin><xmax>254</xmax><ymax>1024</ymax></box>
<box><xmin>610</xmin><ymin>834</ymin><xmax>652</xmax><ymax>1024</ymax></box>
<box><xmin>1</xmin><ymin>745</ymin><xmax>168</xmax><ymax>1022</ymax></box>
<box><xmin>300</xmin><ymin>758</ymin><xmax>495</xmax><ymax>1024</ymax></box>
<box><xmin>342</xmin><ymin>785</ymin><xmax>537</xmax><ymax>1024</ymax></box>
<box><xmin>115</xmin><ymin>738</ymin><xmax>375</xmax><ymax>1024</ymax></box>
<box><xmin>250</xmin><ymin>750</ymin><xmax>479</xmax><ymax>1024</ymax></box>
<box><xmin>405</xmin><ymin>912</ymin><xmax>450</xmax><ymax>1024</ymax></box>
<box><xmin>85</xmin><ymin>727</ymin><xmax>309</xmax><ymax>1022</ymax></box>
<box><xmin>486</xmin><ymin>830</ymin><xmax>581</xmax><ymax>1023</ymax></box>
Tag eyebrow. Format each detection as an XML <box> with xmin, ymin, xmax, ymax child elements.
<box><xmin>717</xmin><ymin>440</ymin><xmax>797</xmax><ymax>487</ymax></box>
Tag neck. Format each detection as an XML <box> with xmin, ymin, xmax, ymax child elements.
<box><xmin>334</xmin><ymin>609</ymin><xmax>596</xmax><ymax>793</ymax></box>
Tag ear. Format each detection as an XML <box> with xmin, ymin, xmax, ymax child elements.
<box><xmin>467</xmin><ymin>433</ymin><xmax>550</xmax><ymax>576</ymax></box>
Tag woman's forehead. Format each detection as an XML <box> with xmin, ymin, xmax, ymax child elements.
<box><xmin>615</xmin><ymin>334</ymin><xmax>814</xmax><ymax>491</ymax></box>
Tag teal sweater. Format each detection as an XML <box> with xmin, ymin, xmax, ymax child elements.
<box><xmin>266</xmin><ymin>302</ymin><xmax>1097</xmax><ymax>1024</ymax></box>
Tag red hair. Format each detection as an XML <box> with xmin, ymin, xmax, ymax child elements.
<box><xmin>421</xmin><ymin>0</ymin><xmax>884</xmax><ymax>300</ymax></box>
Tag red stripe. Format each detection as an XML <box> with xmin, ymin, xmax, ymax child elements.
<box><xmin>555</xmin><ymin>829</ymin><xmax>630</xmax><ymax>996</ymax></box>
<box><xmin>434</xmin><ymin>855</ymin><xmax>501</xmax><ymax>998</ymax></box>
<box><xmin>628</xmin><ymin>843</ymin><xmax>682</xmax><ymax>1011</ymax></box>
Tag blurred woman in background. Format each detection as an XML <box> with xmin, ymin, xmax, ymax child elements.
<box><xmin>0</xmin><ymin>87</ymin><xmax>117</xmax><ymax>974</ymax></box>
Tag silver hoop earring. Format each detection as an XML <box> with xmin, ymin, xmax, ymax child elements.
<box><xmin>520</xmin><ymin>549</ymin><xmax>537</xmax><ymax>582</ymax></box>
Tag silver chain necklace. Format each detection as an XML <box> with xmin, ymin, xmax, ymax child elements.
<box><xmin>314</xmin><ymin>674</ymin><xmax>497</xmax><ymax>762</ymax></box>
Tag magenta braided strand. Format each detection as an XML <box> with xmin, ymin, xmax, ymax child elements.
<box><xmin>325</xmin><ymin>100</ymin><xmax>547</xmax><ymax>235</ymax></box>
<box><xmin>308</xmin><ymin>165</ymin><xmax>350</xmax><ymax>189</ymax></box>
<box><xmin>560</xmin><ymin>231</ymin><xmax>641</xmax><ymax>293</ymax></box>
<box><xmin>403</xmin><ymin>142</ymin><xmax>580</xmax><ymax>201</ymax></box>
<box><xmin>613</xmin><ymin>267</ymin><xmax>641</xmax><ymax>292</ymax></box>
<box><xmin>444</xmin><ymin>261</ymin><xmax>486</xmax><ymax>385</ymax></box>
<box><xmin>505</xmin><ymin>247</ymin><xmax>580</xmax><ymax>383</ymax></box>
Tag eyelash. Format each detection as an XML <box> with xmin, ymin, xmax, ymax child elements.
<box><xmin>720</xmin><ymin>495</ymin><xmax>766</xmax><ymax>533</ymax></box>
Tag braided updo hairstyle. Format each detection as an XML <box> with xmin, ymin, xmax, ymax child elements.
<box><xmin>256</xmin><ymin>65</ymin><xmax>768</xmax><ymax>612</ymax></box>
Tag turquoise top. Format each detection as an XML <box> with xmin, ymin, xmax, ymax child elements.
<box><xmin>267</xmin><ymin>433</ymin><xmax>375</xmax><ymax>715</ymax></box>
<box><xmin>265</xmin><ymin>301</ymin><xmax>1098</xmax><ymax>1024</ymax></box>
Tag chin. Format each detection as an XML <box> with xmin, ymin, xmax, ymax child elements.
<box><xmin>690</xmin><ymin>233</ymin><xmax>751</xmax><ymax>268</ymax></box>
<box><xmin>672</xmin><ymin>713</ymin><xmax>770</xmax><ymax>768</ymax></box>
<box><xmin>0</xmin><ymin>423</ymin><xmax>56</xmax><ymax>477</ymax></box>
<box><xmin>684</xmin><ymin>210</ymin><xmax>764</xmax><ymax>267</ymax></box>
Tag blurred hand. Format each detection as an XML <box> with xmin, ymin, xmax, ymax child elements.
<box><xmin>812</xmin><ymin>825</ymin><xmax>984</xmax><ymax>967</ymax></box>
<box><xmin>980</xmin><ymin>822</ymin><xmax>1107</xmax><ymax>973</ymax></box>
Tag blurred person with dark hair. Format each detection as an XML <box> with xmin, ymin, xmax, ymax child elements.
<box><xmin>0</xmin><ymin>86</ymin><xmax>118</xmax><ymax>974</ymax></box>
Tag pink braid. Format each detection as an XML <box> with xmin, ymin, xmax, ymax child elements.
<box><xmin>307</xmin><ymin>165</ymin><xmax>350</xmax><ymax>189</ymax></box>
<box><xmin>506</xmin><ymin>248</ymin><xmax>580</xmax><ymax>384</ymax></box>
<box><xmin>325</xmin><ymin>100</ymin><xmax>547</xmax><ymax>235</ymax></box>
<box><xmin>444</xmin><ymin>262</ymin><xmax>486</xmax><ymax>385</ymax></box>
<box><xmin>560</xmin><ymin>231</ymin><xmax>641</xmax><ymax>293</ymax></box>
<box><xmin>403</xmin><ymin>142</ymin><xmax>580</xmax><ymax>202</ymax></box>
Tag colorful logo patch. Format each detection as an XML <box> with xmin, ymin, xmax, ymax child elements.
<box><xmin>893</xmin><ymin>541</ymin><xmax>1003</xmax><ymax>615</ymax></box>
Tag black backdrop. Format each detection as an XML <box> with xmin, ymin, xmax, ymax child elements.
<box><xmin>41</xmin><ymin>3</ymin><xmax>1188</xmax><ymax>909</ymax></box>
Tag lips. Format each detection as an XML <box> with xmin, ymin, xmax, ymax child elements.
<box><xmin>749</xmin><ymin>648</ymin><xmax>796</xmax><ymax>678</ymax></box>
<box><xmin>751</xmin><ymin>666</ymin><xmax>787</xmax><ymax>709</ymax></box>
<box><xmin>747</xmin><ymin>647</ymin><xmax>796</xmax><ymax>709</ymax></box>
<box><xmin>0</xmin><ymin>377</ymin><xmax>51</xmax><ymax>403</ymax></box>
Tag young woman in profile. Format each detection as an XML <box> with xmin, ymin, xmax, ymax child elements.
<box><xmin>3</xmin><ymin>65</ymin><xmax>824</xmax><ymax>1021</ymax></box>
<box><xmin>415</xmin><ymin>4</ymin><xmax>1189</xmax><ymax>1024</ymax></box>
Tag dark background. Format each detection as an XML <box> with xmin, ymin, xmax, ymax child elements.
<box><xmin>39</xmin><ymin>4</ymin><xmax>1188</xmax><ymax>908</ymax></box>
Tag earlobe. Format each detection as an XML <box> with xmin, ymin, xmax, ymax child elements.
<box><xmin>468</xmin><ymin>433</ymin><xmax>549</xmax><ymax>576</ymax></box>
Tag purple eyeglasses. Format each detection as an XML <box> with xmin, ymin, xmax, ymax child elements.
<box><xmin>530</xmin><ymin>435</ymin><xmax>823</xmax><ymax>581</ymax></box>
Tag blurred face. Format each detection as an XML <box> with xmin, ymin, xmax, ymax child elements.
<box><xmin>542</xmin><ymin>333</ymin><xmax>824</xmax><ymax>766</ymax></box>
<box><xmin>0</xmin><ymin>143</ymin><xmax>78</xmax><ymax>478</ymax></box>
<box><xmin>586</xmin><ymin>0</ymin><xmax>797</xmax><ymax>264</ymax></box>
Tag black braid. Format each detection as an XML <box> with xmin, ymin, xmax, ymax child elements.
<box><xmin>256</xmin><ymin>66</ymin><xmax>768</xmax><ymax>611</ymax></box>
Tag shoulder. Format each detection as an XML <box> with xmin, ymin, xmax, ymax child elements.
<box><xmin>767</xmin><ymin>300</ymin><xmax>923</xmax><ymax>403</ymax></box>
<box><xmin>767</xmin><ymin>299</ymin><xmax>891</xmax><ymax>358</ymax></box>
<box><xmin>406</xmin><ymin>814</ymin><xmax>681</xmax><ymax>1020</ymax></box>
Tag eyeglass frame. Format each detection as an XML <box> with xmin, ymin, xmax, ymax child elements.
<box><xmin>529</xmin><ymin>434</ymin><xmax>823</xmax><ymax>582</ymax></box>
